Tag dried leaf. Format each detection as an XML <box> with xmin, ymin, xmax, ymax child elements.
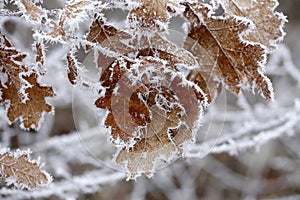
<box><xmin>85</xmin><ymin>16</ymin><xmax>132</xmax><ymax>53</ymax></box>
<box><xmin>86</xmin><ymin>17</ymin><xmax>200</xmax><ymax>85</ymax></box>
<box><xmin>35</xmin><ymin>43</ymin><xmax>44</xmax><ymax>66</ymax></box>
<box><xmin>1</xmin><ymin>73</ymin><xmax>54</xmax><ymax>130</ymax></box>
<box><xmin>62</xmin><ymin>0</ymin><xmax>92</xmax><ymax>20</ymax></box>
<box><xmin>47</xmin><ymin>0</ymin><xmax>92</xmax><ymax>40</ymax></box>
<box><xmin>217</xmin><ymin>0</ymin><xmax>286</xmax><ymax>52</ymax></box>
<box><xmin>0</xmin><ymin>35</ymin><xmax>54</xmax><ymax>130</ymax></box>
<box><xmin>183</xmin><ymin>2</ymin><xmax>273</xmax><ymax>100</ymax></box>
<box><xmin>66</xmin><ymin>51</ymin><xmax>79</xmax><ymax>85</ymax></box>
<box><xmin>0</xmin><ymin>35</ymin><xmax>27</xmax><ymax>93</ymax></box>
<box><xmin>86</xmin><ymin>16</ymin><xmax>198</xmax><ymax>70</ymax></box>
<box><xmin>95</xmin><ymin>56</ymin><xmax>206</xmax><ymax>178</ymax></box>
<box><xmin>128</xmin><ymin>0</ymin><xmax>184</xmax><ymax>32</ymax></box>
<box><xmin>141</xmin><ymin>34</ymin><xmax>199</xmax><ymax>70</ymax></box>
<box><xmin>47</xmin><ymin>20</ymin><xmax>66</xmax><ymax>40</ymax></box>
<box><xmin>0</xmin><ymin>149</ymin><xmax>52</xmax><ymax>189</ymax></box>
<box><xmin>19</xmin><ymin>0</ymin><xmax>45</xmax><ymax>21</ymax></box>
<box><xmin>128</xmin><ymin>0</ymin><xmax>172</xmax><ymax>32</ymax></box>
<box><xmin>186</xmin><ymin>70</ymin><xmax>222</xmax><ymax>103</ymax></box>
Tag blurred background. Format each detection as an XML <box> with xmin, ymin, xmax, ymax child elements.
<box><xmin>1</xmin><ymin>0</ymin><xmax>300</xmax><ymax>199</ymax></box>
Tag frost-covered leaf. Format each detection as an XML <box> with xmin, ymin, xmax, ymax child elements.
<box><xmin>86</xmin><ymin>15</ymin><xmax>198</xmax><ymax>69</ymax></box>
<box><xmin>217</xmin><ymin>0</ymin><xmax>286</xmax><ymax>52</ymax></box>
<box><xmin>35</xmin><ymin>42</ymin><xmax>44</xmax><ymax>66</ymax></box>
<box><xmin>186</xmin><ymin>70</ymin><xmax>222</xmax><ymax>103</ymax></box>
<box><xmin>95</xmin><ymin>56</ymin><xmax>206</xmax><ymax>179</ymax></box>
<box><xmin>128</xmin><ymin>0</ymin><xmax>172</xmax><ymax>31</ymax></box>
<box><xmin>183</xmin><ymin>2</ymin><xmax>273</xmax><ymax>100</ymax></box>
<box><xmin>0</xmin><ymin>34</ymin><xmax>54</xmax><ymax>130</ymax></box>
<box><xmin>1</xmin><ymin>73</ymin><xmax>54</xmax><ymax>130</ymax></box>
<box><xmin>0</xmin><ymin>148</ymin><xmax>52</xmax><ymax>190</ymax></box>
<box><xmin>18</xmin><ymin>0</ymin><xmax>45</xmax><ymax>22</ymax></box>
<box><xmin>85</xmin><ymin>15</ymin><xmax>133</xmax><ymax>53</ymax></box>
<box><xmin>47</xmin><ymin>0</ymin><xmax>92</xmax><ymax>40</ymax></box>
<box><xmin>0</xmin><ymin>35</ymin><xmax>27</xmax><ymax>94</ymax></box>
<box><xmin>141</xmin><ymin>34</ymin><xmax>199</xmax><ymax>70</ymax></box>
<box><xmin>66</xmin><ymin>50</ymin><xmax>79</xmax><ymax>85</ymax></box>
<box><xmin>34</xmin><ymin>42</ymin><xmax>46</xmax><ymax>75</ymax></box>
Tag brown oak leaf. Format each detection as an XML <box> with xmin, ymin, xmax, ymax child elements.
<box><xmin>66</xmin><ymin>51</ymin><xmax>79</xmax><ymax>85</ymax></box>
<box><xmin>0</xmin><ymin>35</ymin><xmax>54</xmax><ymax>130</ymax></box>
<box><xmin>217</xmin><ymin>0</ymin><xmax>286</xmax><ymax>52</ymax></box>
<box><xmin>1</xmin><ymin>73</ymin><xmax>54</xmax><ymax>130</ymax></box>
<box><xmin>35</xmin><ymin>43</ymin><xmax>44</xmax><ymax>66</ymax></box>
<box><xmin>47</xmin><ymin>0</ymin><xmax>92</xmax><ymax>40</ymax></box>
<box><xmin>85</xmin><ymin>16</ymin><xmax>133</xmax><ymax>53</ymax></box>
<box><xmin>86</xmin><ymin>16</ymin><xmax>199</xmax><ymax>70</ymax></box>
<box><xmin>128</xmin><ymin>0</ymin><xmax>174</xmax><ymax>32</ymax></box>
<box><xmin>19</xmin><ymin>0</ymin><xmax>45</xmax><ymax>21</ymax></box>
<box><xmin>183</xmin><ymin>2</ymin><xmax>273</xmax><ymax>101</ymax></box>
<box><xmin>0</xmin><ymin>149</ymin><xmax>52</xmax><ymax>189</ymax></box>
<box><xmin>128</xmin><ymin>0</ymin><xmax>184</xmax><ymax>32</ymax></box>
<box><xmin>86</xmin><ymin>16</ymin><xmax>198</xmax><ymax>76</ymax></box>
<box><xmin>95</xmin><ymin>56</ymin><xmax>206</xmax><ymax>178</ymax></box>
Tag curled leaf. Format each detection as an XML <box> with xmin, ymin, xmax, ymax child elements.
<box><xmin>95</xmin><ymin>56</ymin><xmax>206</xmax><ymax>178</ymax></box>
<box><xmin>86</xmin><ymin>16</ymin><xmax>198</xmax><ymax>70</ymax></box>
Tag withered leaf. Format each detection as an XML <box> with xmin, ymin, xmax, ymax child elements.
<box><xmin>0</xmin><ymin>36</ymin><xmax>27</xmax><ymax>93</ymax></box>
<box><xmin>0</xmin><ymin>35</ymin><xmax>54</xmax><ymax>130</ymax></box>
<box><xmin>1</xmin><ymin>73</ymin><xmax>54</xmax><ymax>130</ymax></box>
<box><xmin>85</xmin><ymin>16</ymin><xmax>133</xmax><ymax>53</ymax></box>
<box><xmin>86</xmin><ymin>16</ymin><xmax>198</xmax><ymax>69</ymax></box>
<box><xmin>34</xmin><ymin>42</ymin><xmax>47</xmax><ymax>76</ymax></box>
<box><xmin>183</xmin><ymin>2</ymin><xmax>273</xmax><ymax>100</ymax></box>
<box><xmin>0</xmin><ymin>149</ymin><xmax>52</xmax><ymax>189</ymax></box>
<box><xmin>66</xmin><ymin>51</ymin><xmax>78</xmax><ymax>85</ymax></box>
<box><xmin>218</xmin><ymin>0</ymin><xmax>286</xmax><ymax>52</ymax></box>
<box><xmin>128</xmin><ymin>0</ymin><xmax>184</xmax><ymax>32</ymax></box>
<box><xmin>128</xmin><ymin>0</ymin><xmax>172</xmax><ymax>32</ymax></box>
<box><xmin>35</xmin><ymin>42</ymin><xmax>45</xmax><ymax>67</ymax></box>
<box><xmin>47</xmin><ymin>0</ymin><xmax>92</xmax><ymax>40</ymax></box>
<box><xmin>96</xmin><ymin>56</ymin><xmax>206</xmax><ymax>178</ymax></box>
<box><xmin>62</xmin><ymin>0</ymin><xmax>92</xmax><ymax>20</ymax></box>
<box><xmin>19</xmin><ymin>0</ymin><xmax>45</xmax><ymax>21</ymax></box>
<box><xmin>144</xmin><ymin>34</ymin><xmax>199</xmax><ymax>70</ymax></box>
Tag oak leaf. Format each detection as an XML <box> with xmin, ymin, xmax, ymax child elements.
<box><xmin>19</xmin><ymin>0</ymin><xmax>45</xmax><ymax>22</ymax></box>
<box><xmin>128</xmin><ymin>0</ymin><xmax>185</xmax><ymax>32</ymax></box>
<box><xmin>1</xmin><ymin>73</ymin><xmax>54</xmax><ymax>130</ymax></box>
<box><xmin>47</xmin><ymin>0</ymin><xmax>92</xmax><ymax>40</ymax></box>
<box><xmin>85</xmin><ymin>16</ymin><xmax>133</xmax><ymax>54</ymax></box>
<box><xmin>0</xmin><ymin>149</ymin><xmax>52</xmax><ymax>189</ymax></box>
<box><xmin>183</xmin><ymin>2</ymin><xmax>273</xmax><ymax>101</ymax></box>
<box><xmin>128</xmin><ymin>0</ymin><xmax>173</xmax><ymax>32</ymax></box>
<box><xmin>66</xmin><ymin>51</ymin><xmax>79</xmax><ymax>85</ymax></box>
<box><xmin>35</xmin><ymin>43</ymin><xmax>44</xmax><ymax>66</ymax></box>
<box><xmin>0</xmin><ymin>35</ymin><xmax>54</xmax><ymax>130</ymax></box>
<box><xmin>86</xmin><ymin>16</ymin><xmax>198</xmax><ymax>70</ymax></box>
<box><xmin>216</xmin><ymin>0</ymin><xmax>286</xmax><ymax>52</ymax></box>
<box><xmin>95</xmin><ymin>56</ymin><xmax>206</xmax><ymax>178</ymax></box>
